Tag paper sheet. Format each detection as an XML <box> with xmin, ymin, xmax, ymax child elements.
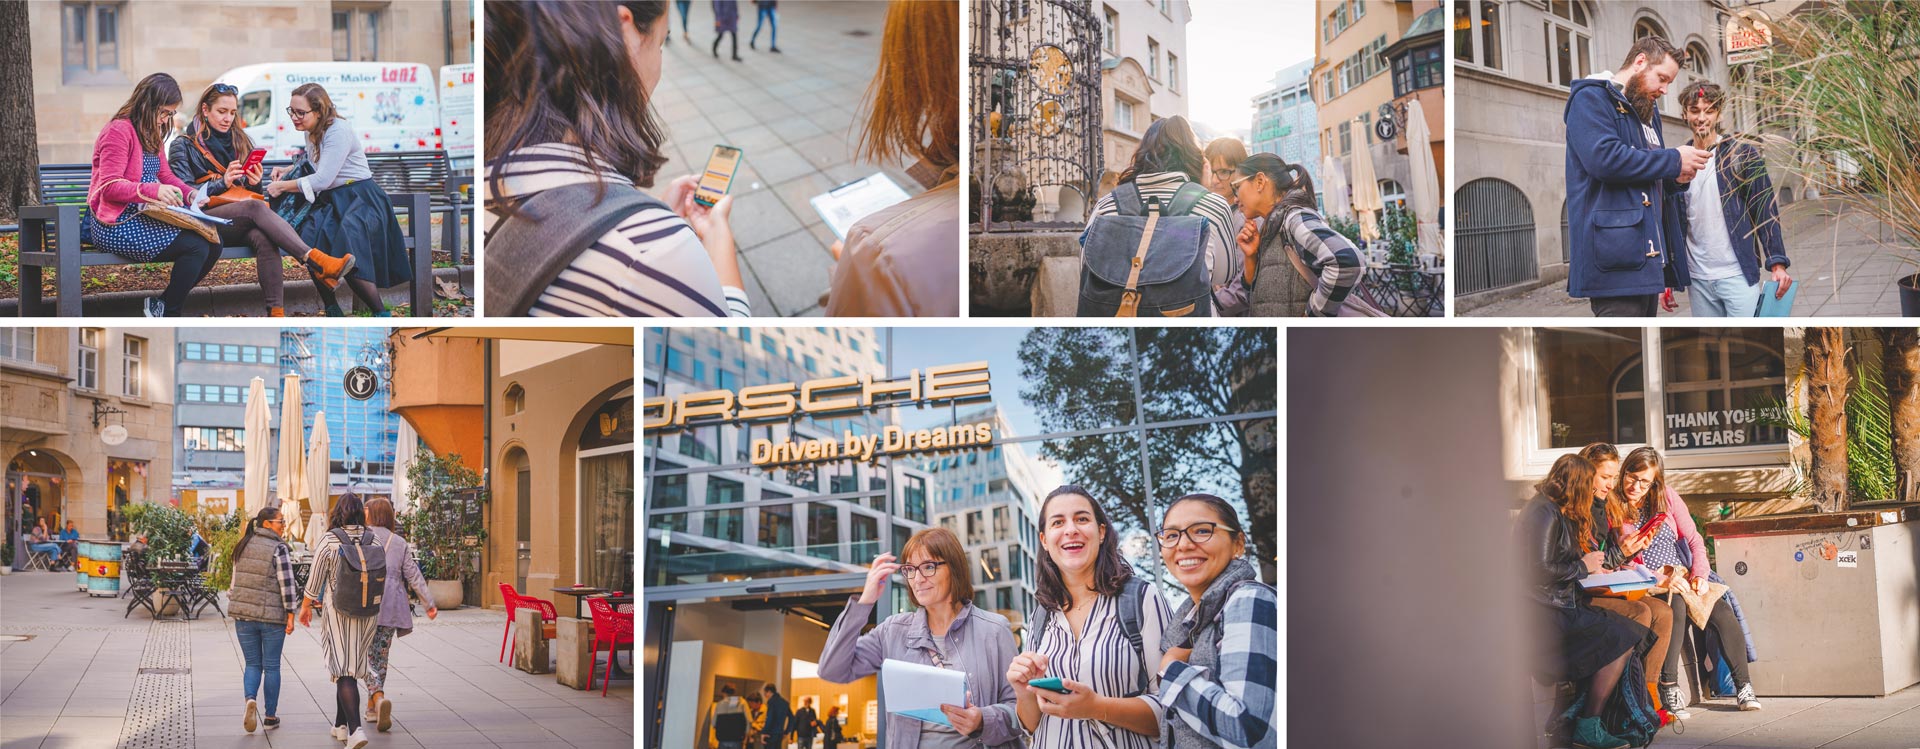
<box><xmin>811</xmin><ymin>173</ymin><xmax>911</xmax><ymax>240</ymax></box>
<box><xmin>154</xmin><ymin>202</ymin><xmax>233</xmax><ymax>226</ymax></box>
<box><xmin>881</xmin><ymin>658</ymin><xmax>966</xmax><ymax>727</ymax></box>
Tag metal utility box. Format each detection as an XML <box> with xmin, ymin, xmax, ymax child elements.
<box><xmin>1704</xmin><ymin>504</ymin><xmax>1920</xmax><ymax>697</ymax></box>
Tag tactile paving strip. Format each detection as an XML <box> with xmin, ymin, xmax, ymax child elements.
<box><xmin>117</xmin><ymin>621</ymin><xmax>194</xmax><ymax>749</ymax></box>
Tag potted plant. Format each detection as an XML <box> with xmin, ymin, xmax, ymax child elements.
<box><xmin>122</xmin><ymin>502</ymin><xmax>198</xmax><ymax>616</ymax></box>
<box><xmin>2</xmin><ymin>538</ymin><xmax>14</xmax><ymax>575</ymax></box>
<box><xmin>195</xmin><ymin>509</ymin><xmax>245</xmax><ymax>592</ymax></box>
<box><xmin>397</xmin><ymin>451</ymin><xmax>484</xmax><ymax>609</ymax></box>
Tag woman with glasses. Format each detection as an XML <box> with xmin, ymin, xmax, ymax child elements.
<box><xmin>818</xmin><ymin>527</ymin><xmax>1023</xmax><ymax>748</ymax></box>
<box><xmin>84</xmin><ymin>72</ymin><xmax>221</xmax><ymax>317</ymax></box>
<box><xmin>1202</xmin><ymin>137</ymin><xmax>1251</xmax><ymax>316</ymax></box>
<box><xmin>1575</xmin><ymin>443</ymin><xmax>1679</xmax><ymax>720</ymax></box>
<box><xmin>227</xmin><ymin>506</ymin><xmax>297</xmax><ymax>734</ymax></box>
<box><xmin>1229</xmin><ymin>153</ymin><xmax>1363</xmax><ymax>318</ymax></box>
<box><xmin>1005</xmin><ymin>486</ymin><xmax>1173</xmax><ymax>749</ymax></box>
<box><xmin>262</xmin><ymin>83</ymin><xmax>411</xmax><ymax>317</ymax></box>
<box><xmin>1150</xmin><ymin>493</ymin><xmax>1276</xmax><ymax>749</ymax></box>
<box><xmin>1613</xmin><ymin>447</ymin><xmax>1762</xmax><ymax>713</ymax></box>
<box><xmin>167</xmin><ymin>82</ymin><xmax>355</xmax><ymax>316</ymax></box>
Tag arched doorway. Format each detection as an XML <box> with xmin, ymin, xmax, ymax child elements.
<box><xmin>499</xmin><ymin>445</ymin><xmax>531</xmax><ymax>593</ymax></box>
<box><xmin>8</xmin><ymin>450</ymin><xmax>71</xmax><ymax>567</ymax></box>
<box><xmin>1454</xmin><ymin>178</ymin><xmax>1538</xmax><ymax>294</ymax></box>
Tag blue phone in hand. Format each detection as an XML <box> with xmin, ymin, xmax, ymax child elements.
<box><xmin>1029</xmin><ymin>677</ymin><xmax>1071</xmax><ymax>694</ymax></box>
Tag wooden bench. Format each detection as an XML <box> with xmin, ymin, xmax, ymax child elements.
<box><xmin>19</xmin><ymin>160</ymin><xmax>434</xmax><ymax>317</ymax></box>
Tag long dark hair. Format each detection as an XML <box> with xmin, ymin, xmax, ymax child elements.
<box><xmin>289</xmin><ymin>83</ymin><xmax>340</xmax><ymax>158</ymax></box>
<box><xmin>1033</xmin><ymin>485</ymin><xmax>1133</xmax><ymax>613</ymax></box>
<box><xmin>1118</xmin><ymin>115</ymin><xmax>1205</xmax><ymax>186</ymax></box>
<box><xmin>189</xmin><ymin>82</ymin><xmax>254</xmax><ymax>161</ymax></box>
<box><xmin>113</xmin><ymin>73</ymin><xmax>182</xmax><ymax>154</ymax></box>
<box><xmin>485</xmin><ymin>0</ymin><xmax>670</xmax><ymax>211</ymax></box>
<box><xmin>1537</xmin><ymin>454</ymin><xmax>1599</xmax><ymax>553</ymax></box>
<box><xmin>329</xmin><ymin>491</ymin><xmax>367</xmax><ymax>530</ymax></box>
<box><xmin>1576</xmin><ymin>442</ymin><xmax>1625</xmax><ymax>528</ymax></box>
<box><xmin>1236</xmin><ymin>152</ymin><xmax>1317</xmax><ymax>213</ymax></box>
<box><xmin>230</xmin><ymin>506</ymin><xmax>282</xmax><ymax>565</ymax></box>
<box><xmin>1615</xmin><ymin>447</ymin><xmax>1668</xmax><ymax>527</ymax></box>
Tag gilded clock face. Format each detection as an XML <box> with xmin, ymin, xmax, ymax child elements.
<box><xmin>1030</xmin><ymin>44</ymin><xmax>1072</xmax><ymax>95</ymax></box>
<box><xmin>1033</xmin><ymin>100</ymin><xmax>1065</xmax><ymax>137</ymax></box>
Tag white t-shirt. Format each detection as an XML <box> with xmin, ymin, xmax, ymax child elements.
<box><xmin>1684</xmin><ymin>151</ymin><xmax>1744</xmax><ymax>281</ymax></box>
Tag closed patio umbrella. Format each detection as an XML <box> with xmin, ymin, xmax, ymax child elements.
<box><xmin>1320</xmin><ymin>153</ymin><xmax>1351</xmax><ymax>221</ymax></box>
<box><xmin>303</xmin><ymin>413</ymin><xmax>331</xmax><ymax>550</ymax></box>
<box><xmin>276</xmin><ymin>373</ymin><xmax>307</xmax><ymax>538</ymax></box>
<box><xmin>242</xmin><ymin>377</ymin><xmax>271</xmax><ymax>518</ymax></box>
<box><xmin>1405</xmin><ymin>98</ymin><xmax>1443</xmax><ymax>258</ymax></box>
<box><xmin>1348</xmin><ymin>117</ymin><xmax>1383</xmax><ymax>243</ymax></box>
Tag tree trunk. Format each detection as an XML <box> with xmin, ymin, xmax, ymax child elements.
<box><xmin>0</xmin><ymin>0</ymin><xmax>39</xmax><ymax>223</ymax></box>
<box><xmin>1805</xmin><ymin>328</ymin><xmax>1852</xmax><ymax>513</ymax></box>
<box><xmin>1229</xmin><ymin>335</ymin><xmax>1277</xmax><ymax>584</ymax></box>
<box><xmin>1882</xmin><ymin>328</ymin><xmax>1920</xmax><ymax>503</ymax></box>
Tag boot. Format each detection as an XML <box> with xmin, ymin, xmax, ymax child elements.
<box><xmin>267</xmin><ymin>307</ymin><xmax>285</xmax><ymax>318</ymax></box>
<box><xmin>304</xmin><ymin>249</ymin><xmax>355</xmax><ymax>289</ymax></box>
<box><xmin>1571</xmin><ymin>716</ymin><xmax>1628</xmax><ymax>749</ymax></box>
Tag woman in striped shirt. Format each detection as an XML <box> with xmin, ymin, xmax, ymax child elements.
<box><xmin>1085</xmin><ymin>116</ymin><xmax>1235</xmax><ymax>313</ymax></box>
<box><xmin>297</xmin><ymin>492</ymin><xmax>381</xmax><ymax>749</ymax></box>
<box><xmin>1152</xmin><ymin>494</ymin><xmax>1277</xmax><ymax>749</ymax></box>
<box><xmin>483</xmin><ymin>0</ymin><xmax>749</xmax><ymax>317</ymax></box>
<box><xmin>1006</xmin><ymin>486</ymin><xmax>1173</xmax><ymax>749</ymax></box>
<box><xmin>1230</xmin><ymin>154</ymin><xmax>1364</xmax><ymax>317</ymax></box>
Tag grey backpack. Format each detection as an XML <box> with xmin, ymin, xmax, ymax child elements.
<box><xmin>330</xmin><ymin>528</ymin><xmax>386</xmax><ymax>618</ymax></box>
<box><xmin>484</xmin><ymin>182</ymin><xmax>667</xmax><ymax>316</ymax></box>
<box><xmin>1077</xmin><ymin>181</ymin><xmax>1216</xmax><ymax>317</ymax></box>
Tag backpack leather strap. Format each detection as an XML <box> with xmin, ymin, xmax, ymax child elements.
<box><xmin>1117</xmin><ymin>198</ymin><xmax>1160</xmax><ymax>317</ymax></box>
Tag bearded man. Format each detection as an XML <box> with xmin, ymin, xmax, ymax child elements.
<box><xmin>1563</xmin><ymin>35</ymin><xmax>1711</xmax><ymax>316</ymax></box>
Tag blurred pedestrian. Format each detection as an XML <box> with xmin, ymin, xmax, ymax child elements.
<box><xmin>713</xmin><ymin>0</ymin><xmax>742</xmax><ymax>61</ymax></box>
<box><xmin>749</xmin><ymin>0</ymin><xmax>779</xmax><ymax>53</ymax></box>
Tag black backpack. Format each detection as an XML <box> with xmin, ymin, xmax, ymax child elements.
<box><xmin>1028</xmin><ymin>576</ymin><xmax>1153</xmax><ymax>696</ymax></box>
<box><xmin>1077</xmin><ymin>181</ymin><xmax>1216</xmax><ymax>317</ymax></box>
<box><xmin>330</xmin><ymin>528</ymin><xmax>387</xmax><ymax>617</ymax></box>
<box><xmin>484</xmin><ymin>181</ymin><xmax>668</xmax><ymax>316</ymax></box>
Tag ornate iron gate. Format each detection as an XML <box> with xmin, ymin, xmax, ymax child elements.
<box><xmin>970</xmin><ymin>0</ymin><xmax>1103</xmax><ymax>230</ymax></box>
<box><xmin>1455</xmin><ymin>178</ymin><xmax>1539</xmax><ymax>294</ymax></box>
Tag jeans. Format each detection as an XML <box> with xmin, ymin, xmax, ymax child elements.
<box><xmin>677</xmin><ymin>0</ymin><xmax>692</xmax><ymax>33</ymax></box>
<box><xmin>29</xmin><ymin>541</ymin><xmax>62</xmax><ymax>563</ymax></box>
<box><xmin>1687</xmin><ymin>275</ymin><xmax>1763</xmax><ymax>317</ymax></box>
<box><xmin>235</xmin><ymin>619</ymin><xmax>287</xmax><ymax>716</ymax></box>
<box><xmin>751</xmin><ymin>4</ymin><xmax>777</xmax><ymax>46</ymax></box>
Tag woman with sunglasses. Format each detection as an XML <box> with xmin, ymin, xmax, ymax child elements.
<box><xmin>168</xmin><ymin>82</ymin><xmax>355</xmax><ymax>316</ymax></box>
<box><xmin>263</xmin><ymin>83</ymin><xmax>411</xmax><ymax>317</ymax></box>
<box><xmin>819</xmin><ymin>527</ymin><xmax>1022</xmax><ymax>748</ymax></box>
<box><xmin>1150</xmin><ymin>493</ymin><xmax>1276</xmax><ymax>749</ymax></box>
<box><xmin>84</xmin><ymin>72</ymin><xmax>220</xmax><ymax>317</ymax></box>
<box><xmin>227</xmin><ymin>506</ymin><xmax>297</xmax><ymax>734</ymax></box>
<box><xmin>1229</xmin><ymin>153</ymin><xmax>1364</xmax><ymax>318</ymax></box>
<box><xmin>1006</xmin><ymin>486</ymin><xmax>1173</xmax><ymax>749</ymax></box>
<box><xmin>1575</xmin><ymin>443</ymin><xmax>1678</xmax><ymax>720</ymax></box>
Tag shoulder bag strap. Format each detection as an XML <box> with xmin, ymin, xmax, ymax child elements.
<box><xmin>1116</xmin><ymin>197</ymin><xmax>1161</xmax><ymax>317</ymax></box>
<box><xmin>485</xmin><ymin>182</ymin><xmax>664</xmax><ymax>316</ymax></box>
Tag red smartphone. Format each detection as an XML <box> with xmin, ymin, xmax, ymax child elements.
<box><xmin>241</xmin><ymin>149</ymin><xmax>267</xmax><ymax>173</ymax></box>
<box><xmin>1633</xmin><ymin>513</ymin><xmax>1669</xmax><ymax>542</ymax></box>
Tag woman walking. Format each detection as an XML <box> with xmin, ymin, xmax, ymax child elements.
<box><xmin>298</xmin><ymin>492</ymin><xmax>381</xmax><ymax>749</ymax></box>
<box><xmin>361</xmin><ymin>497</ymin><xmax>437</xmax><ymax>732</ymax></box>
<box><xmin>228</xmin><ymin>506</ymin><xmax>297</xmax><ymax>733</ymax></box>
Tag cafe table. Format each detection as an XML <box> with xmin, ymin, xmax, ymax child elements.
<box><xmin>551</xmin><ymin>586</ymin><xmax>609</xmax><ymax>620</ymax></box>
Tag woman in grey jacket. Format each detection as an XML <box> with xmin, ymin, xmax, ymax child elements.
<box><xmin>361</xmin><ymin>497</ymin><xmax>436</xmax><ymax>732</ymax></box>
<box><xmin>817</xmin><ymin>527</ymin><xmax>1022</xmax><ymax>749</ymax></box>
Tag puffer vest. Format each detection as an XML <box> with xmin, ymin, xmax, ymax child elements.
<box><xmin>229</xmin><ymin>527</ymin><xmax>289</xmax><ymax>624</ymax></box>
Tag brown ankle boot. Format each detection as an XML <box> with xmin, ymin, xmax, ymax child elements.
<box><xmin>304</xmin><ymin>249</ymin><xmax>355</xmax><ymax>287</ymax></box>
<box><xmin>267</xmin><ymin>307</ymin><xmax>285</xmax><ymax>317</ymax></box>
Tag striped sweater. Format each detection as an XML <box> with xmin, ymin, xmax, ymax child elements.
<box><xmin>483</xmin><ymin>144</ymin><xmax>751</xmax><ymax>317</ymax></box>
<box><xmin>1088</xmin><ymin>172</ymin><xmax>1235</xmax><ymax>294</ymax></box>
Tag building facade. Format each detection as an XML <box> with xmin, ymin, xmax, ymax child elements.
<box><xmin>1380</xmin><ymin>1</ymin><xmax>1444</xmax><ymax>213</ymax></box>
<box><xmin>32</xmin><ymin>0</ymin><xmax>473</xmax><ymax>163</ymax></box>
<box><xmin>1314</xmin><ymin>0</ymin><xmax>1417</xmax><ymax>210</ymax></box>
<box><xmin>1251</xmin><ymin>60</ymin><xmax>1321</xmax><ymax>207</ymax></box>
<box><xmin>171</xmin><ymin>329</ymin><xmax>283</xmax><ymax>505</ymax></box>
<box><xmin>1097</xmin><ymin>0</ymin><xmax>1191</xmax><ymax>197</ymax></box>
<box><xmin>1453</xmin><ymin>0</ymin><xmax>1752</xmax><ymax>299</ymax></box>
<box><xmin>284</xmin><ymin>327</ymin><xmax>401</xmax><ymax>493</ymax></box>
<box><xmin>920</xmin><ymin>406</ymin><xmax>1045</xmax><ymax>632</ymax></box>
<box><xmin>4</xmin><ymin>327</ymin><xmax>174</xmax><ymax>554</ymax></box>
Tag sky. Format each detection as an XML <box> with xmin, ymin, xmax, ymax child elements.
<box><xmin>885</xmin><ymin>327</ymin><xmax>1043</xmax><ymax>436</ymax></box>
<box><xmin>1182</xmin><ymin>0</ymin><xmax>1318</xmax><ymax>138</ymax></box>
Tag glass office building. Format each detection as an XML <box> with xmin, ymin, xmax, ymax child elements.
<box><xmin>283</xmin><ymin>327</ymin><xmax>402</xmax><ymax>490</ymax></box>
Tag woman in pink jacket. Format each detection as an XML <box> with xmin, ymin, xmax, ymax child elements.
<box><xmin>86</xmin><ymin>73</ymin><xmax>220</xmax><ymax>317</ymax></box>
<box><xmin>1612</xmin><ymin>446</ymin><xmax>1762</xmax><ymax>714</ymax></box>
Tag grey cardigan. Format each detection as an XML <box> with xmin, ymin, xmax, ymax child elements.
<box><xmin>297</xmin><ymin>118</ymin><xmax>373</xmax><ymax>200</ymax></box>
<box><xmin>372</xmin><ymin>528</ymin><xmax>433</xmax><ymax>632</ymax></box>
<box><xmin>817</xmin><ymin>596</ymin><xmax>1023</xmax><ymax>749</ymax></box>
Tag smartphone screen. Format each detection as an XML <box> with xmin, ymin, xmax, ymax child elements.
<box><xmin>241</xmin><ymin>149</ymin><xmax>267</xmax><ymax>173</ymax></box>
<box><xmin>695</xmin><ymin>145</ymin><xmax>743</xmax><ymax>207</ymax></box>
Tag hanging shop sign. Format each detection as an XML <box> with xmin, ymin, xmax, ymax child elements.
<box><xmin>1663</xmin><ymin>404</ymin><xmax>1790</xmax><ymax>449</ymax></box>
<box><xmin>344</xmin><ymin>366</ymin><xmax>379</xmax><ymax>400</ymax></box>
<box><xmin>643</xmin><ymin>361</ymin><xmax>992</xmax><ymax>430</ymax></box>
<box><xmin>1726</xmin><ymin>11</ymin><xmax>1774</xmax><ymax>65</ymax></box>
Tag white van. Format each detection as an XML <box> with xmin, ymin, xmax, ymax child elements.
<box><xmin>217</xmin><ymin>62</ymin><xmax>442</xmax><ymax>162</ymax></box>
<box><xmin>438</xmin><ymin>63</ymin><xmax>475</xmax><ymax>173</ymax></box>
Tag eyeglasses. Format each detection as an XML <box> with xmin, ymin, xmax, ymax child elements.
<box><xmin>900</xmin><ymin>561</ymin><xmax>947</xmax><ymax>579</ymax></box>
<box><xmin>1229</xmin><ymin>174</ymin><xmax>1254</xmax><ymax>190</ymax></box>
<box><xmin>1624</xmin><ymin>476</ymin><xmax>1655</xmax><ymax>490</ymax></box>
<box><xmin>1156</xmin><ymin>522</ymin><xmax>1230</xmax><ymax>548</ymax></box>
<box><xmin>1212</xmin><ymin>168</ymin><xmax>1237</xmax><ymax>180</ymax></box>
<box><xmin>210</xmin><ymin>83</ymin><xmax>238</xmax><ymax>95</ymax></box>
<box><xmin>286</xmin><ymin>107</ymin><xmax>312</xmax><ymax>118</ymax></box>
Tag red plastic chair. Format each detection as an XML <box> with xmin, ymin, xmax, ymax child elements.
<box><xmin>498</xmin><ymin>583</ymin><xmax>558</xmax><ymax>664</ymax></box>
<box><xmin>587</xmin><ymin>596</ymin><xmax>635</xmax><ymax>696</ymax></box>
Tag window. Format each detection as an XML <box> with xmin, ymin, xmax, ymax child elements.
<box><xmin>1352</xmin><ymin>0</ymin><xmax>1365</xmax><ymax>19</ymax></box>
<box><xmin>1147</xmin><ymin>38</ymin><xmax>1160</xmax><ymax>80</ymax></box>
<box><xmin>693</xmin><ymin>360</ymin><xmax>706</xmax><ymax>386</ymax></box>
<box><xmin>1379</xmin><ymin>179</ymin><xmax>1406</xmax><ymax>209</ymax></box>
<box><xmin>759</xmin><ymin>504</ymin><xmax>793</xmax><ymax>549</ymax></box>
<box><xmin>666</xmin><ymin>347</ymin><xmax>688</xmax><ymax>375</ymax></box>
<box><xmin>77</xmin><ymin>329</ymin><xmax>100</xmax><ymax>391</ymax></box>
<box><xmin>1103</xmin><ymin>5</ymin><xmax>1118</xmax><ymax>53</ymax></box>
<box><xmin>850</xmin><ymin>514</ymin><xmax>880</xmax><ymax>560</ymax></box>
<box><xmin>806</xmin><ymin>504</ymin><xmax>839</xmax><ymax>559</ymax></box>
<box><xmin>717</xmin><ymin>369</ymin><xmax>739</xmax><ymax>392</ymax></box>
<box><xmin>61</xmin><ymin>2</ymin><xmax>123</xmax><ymax>84</ymax></box>
<box><xmin>1544</xmin><ymin>2</ymin><xmax>1593</xmax><ymax>89</ymax></box>
<box><xmin>1359</xmin><ymin>112</ymin><xmax>1371</xmax><ymax>145</ymax></box>
<box><xmin>1114</xmin><ymin>98</ymin><xmax>1137</xmax><ymax>132</ymax></box>
<box><xmin>803</xmin><ymin>355</ymin><xmax>817</xmax><ymax>374</ymax></box>
<box><xmin>1338</xmin><ymin>121</ymin><xmax>1352</xmax><ymax>155</ymax></box>
<box><xmin>122</xmin><ymin>335</ymin><xmax>145</xmax><ymax>398</ymax></box>
<box><xmin>0</xmin><ymin>328</ymin><xmax>37</xmax><ymax>362</ymax></box>
<box><xmin>331</xmin><ymin>4</ymin><xmax>383</xmax><ymax>62</ymax></box>
<box><xmin>904</xmin><ymin>475</ymin><xmax>926</xmax><ymax>523</ymax></box>
<box><xmin>704</xmin><ymin>508</ymin><xmax>744</xmax><ymax>543</ymax></box>
<box><xmin>1657</xmin><ymin>330</ymin><xmax>1788</xmax><ymax>451</ymax></box>
<box><xmin>1534</xmin><ymin>328</ymin><xmax>1647</xmax><ymax>448</ymax></box>
<box><xmin>1393</xmin><ymin>44</ymin><xmax>1444</xmax><ymax>97</ymax></box>
<box><xmin>1168</xmin><ymin>53</ymin><xmax>1180</xmax><ymax>93</ymax></box>
<box><xmin>1454</xmin><ymin>0</ymin><xmax>1505</xmax><ymax>71</ymax></box>
<box><xmin>1365</xmin><ymin>35</ymin><xmax>1389</xmax><ymax>80</ymax></box>
<box><xmin>1158</xmin><ymin>0</ymin><xmax>1169</xmax><ymax>17</ymax></box>
<box><xmin>736</xmin><ymin>328</ymin><xmax>752</xmax><ymax>343</ymax></box>
<box><xmin>182</xmin><ymin>427</ymin><xmax>245</xmax><ymax>452</ymax></box>
<box><xmin>504</xmin><ymin>383</ymin><xmax>525</xmax><ymax>415</ymax></box>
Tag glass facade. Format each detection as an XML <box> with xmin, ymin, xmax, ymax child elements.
<box><xmin>284</xmin><ymin>327</ymin><xmax>402</xmax><ymax>482</ymax></box>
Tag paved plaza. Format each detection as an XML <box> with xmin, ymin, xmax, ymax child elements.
<box><xmin>1465</xmin><ymin>199</ymin><xmax>1914</xmax><ymax>317</ymax></box>
<box><xmin>651</xmin><ymin>0</ymin><xmax>926</xmax><ymax>316</ymax></box>
<box><xmin>0</xmin><ymin>569</ymin><xmax>631</xmax><ymax>749</ymax></box>
<box><xmin>1531</xmin><ymin>681</ymin><xmax>1920</xmax><ymax>749</ymax></box>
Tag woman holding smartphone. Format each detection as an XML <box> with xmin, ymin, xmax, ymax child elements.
<box><xmin>84</xmin><ymin>72</ymin><xmax>218</xmax><ymax>317</ymax></box>
<box><xmin>168</xmin><ymin>82</ymin><xmax>354</xmax><ymax>317</ymax></box>
<box><xmin>1575</xmin><ymin>443</ymin><xmax>1679</xmax><ymax>719</ymax></box>
<box><xmin>263</xmin><ymin>83</ymin><xmax>410</xmax><ymax>317</ymax></box>
<box><xmin>1150</xmin><ymin>493</ymin><xmax>1277</xmax><ymax>749</ymax></box>
<box><xmin>1006</xmin><ymin>486</ymin><xmax>1172</xmax><ymax>748</ymax></box>
<box><xmin>817</xmin><ymin>528</ymin><xmax>1023</xmax><ymax>748</ymax></box>
<box><xmin>484</xmin><ymin>0</ymin><xmax>748</xmax><ymax>317</ymax></box>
